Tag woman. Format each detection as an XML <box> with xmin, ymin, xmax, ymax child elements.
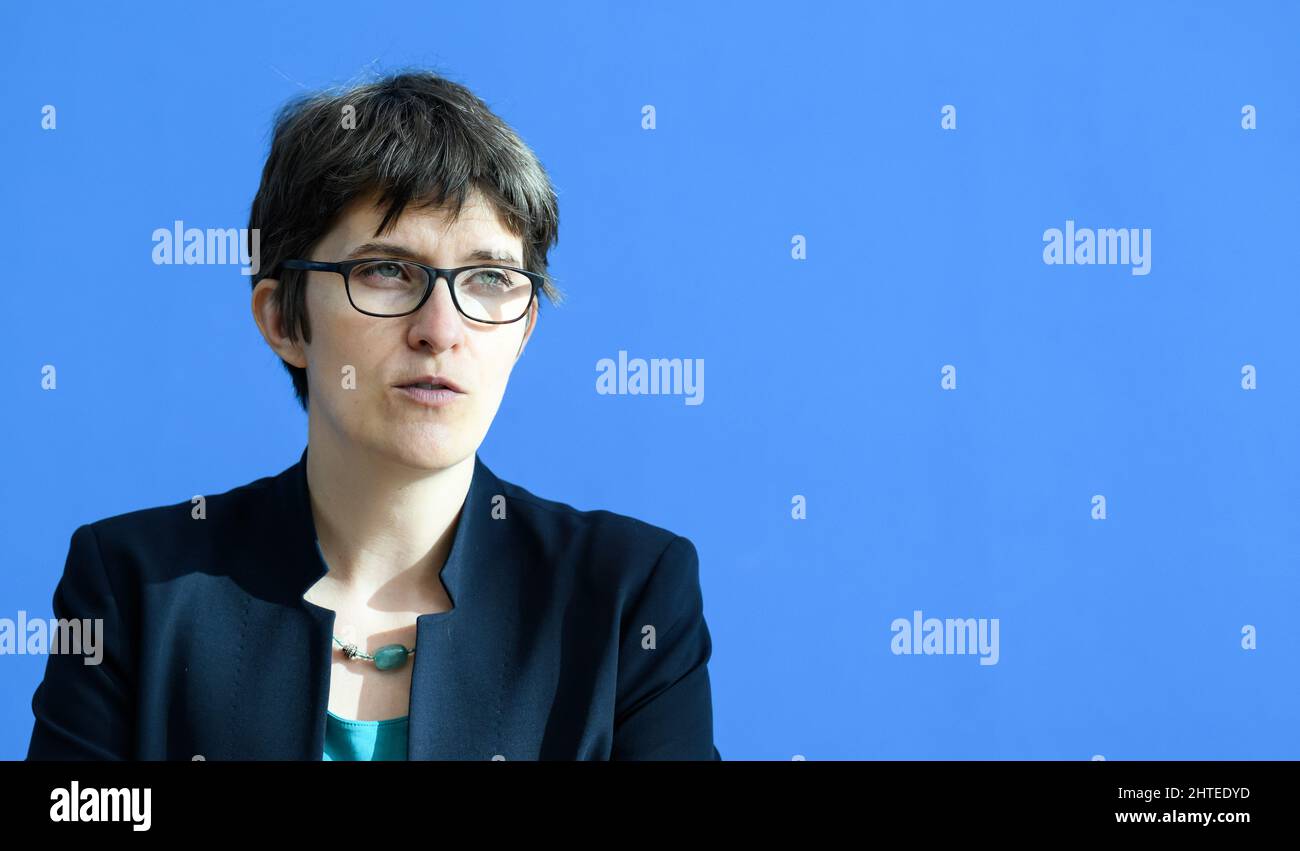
<box><xmin>26</xmin><ymin>70</ymin><xmax>719</xmax><ymax>760</ymax></box>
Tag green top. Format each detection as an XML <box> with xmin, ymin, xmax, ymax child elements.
<box><xmin>323</xmin><ymin>710</ymin><xmax>409</xmax><ymax>760</ymax></box>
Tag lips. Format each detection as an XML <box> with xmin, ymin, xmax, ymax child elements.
<box><xmin>394</xmin><ymin>375</ymin><xmax>465</xmax><ymax>393</ymax></box>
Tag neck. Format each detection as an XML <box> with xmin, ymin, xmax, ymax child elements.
<box><xmin>303</xmin><ymin>425</ymin><xmax>475</xmax><ymax>601</ymax></box>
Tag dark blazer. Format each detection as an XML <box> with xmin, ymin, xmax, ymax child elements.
<box><xmin>26</xmin><ymin>446</ymin><xmax>720</xmax><ymax>760</ymax></box>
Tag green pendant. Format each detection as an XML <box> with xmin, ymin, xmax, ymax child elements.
<box><xmin>373</xmin><ymin>644</ymin><xmax>411</xmax><ymax>671</ymax></box>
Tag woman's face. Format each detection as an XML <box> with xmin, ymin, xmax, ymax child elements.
<box><xmin>257</xmin><ymin>188</ymin><xmax>537</xmax><ymax>471</ymax></box>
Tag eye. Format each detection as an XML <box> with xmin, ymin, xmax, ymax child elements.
<box><xmin>469</xmin><ymin>269</ymin><xmax>510</xmax><ymax>287</ymax></box>
<box><xmin>354</xmin><ymin>260</ymin><xmax>419</xmax><ymax>287</ymax></box>
<box><xmin>372</xmin><ymin>262</ymin><xmax>405</xmax><ymax>278</ymax></box>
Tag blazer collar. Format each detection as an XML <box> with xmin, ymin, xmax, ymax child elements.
<box><xmin>267</xmin><ymin>443</ymin><xmax>525</xmax><ymax>759</ymax></box>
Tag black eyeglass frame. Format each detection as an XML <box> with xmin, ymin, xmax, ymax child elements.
<box><xmin>277</xmin><ymin>258</ymin><xmax>544</xmax><ymax>324</ymax></box>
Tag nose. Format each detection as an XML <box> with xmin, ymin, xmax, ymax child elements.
<box><xmin>405</xmin><ymin>272</ymin><xmax>466</xmax><ymax>352</ymax></box>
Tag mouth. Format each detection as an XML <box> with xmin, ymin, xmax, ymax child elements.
<box><xmin>393</xmin><ymin>376</ymin><xmax>465</xmax><ymax>394</ymax></box>
<box><xmin>393</xmin><ymin>375</ymin><xmax>465</xmax><ymax>407</ymax></box>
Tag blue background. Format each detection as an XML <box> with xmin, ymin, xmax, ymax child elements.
<box><xmin>2</xmin><ymin>0</ymin><xmax>1297</xmax><ymax>759</ymax></box>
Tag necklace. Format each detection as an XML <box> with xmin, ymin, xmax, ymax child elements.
<box><xmin>332</xmin><ymin>635</ymin><xmax>416</xmax><ymax>671</ymax></box>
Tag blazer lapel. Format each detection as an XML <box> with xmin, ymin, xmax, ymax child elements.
<box><xmin>408</xmin><ymin>454</ymin><xmax>523</xmax><ymax>760</ymax></box>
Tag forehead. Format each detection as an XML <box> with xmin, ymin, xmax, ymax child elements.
<box><xmin>330</xmin><ymin>187</ymin><xmax>522</xmax><ymax>255</ymax></box>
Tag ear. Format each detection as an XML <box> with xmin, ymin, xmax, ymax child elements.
<box><xmin>252</xmin><ymin>276</ymin><xmax>308</xmax><ymax>369</ymax></box>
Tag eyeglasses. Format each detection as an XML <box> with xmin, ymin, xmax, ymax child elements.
<box><xmin>277</xmin><ymin>258</ymin><xmax>544</xmax><ymax>324</ymax></box>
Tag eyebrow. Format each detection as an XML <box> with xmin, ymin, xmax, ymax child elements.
<box><xmin>344</xmin><ymin>242</ymin><xmax>521</xmax><ymax>267</ymax></box>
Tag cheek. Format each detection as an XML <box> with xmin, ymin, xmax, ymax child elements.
<box><xmin>310</xmin><ymin>314</ymin><xmax>374</xmax><ymax>400</ymax></box>
<box><xmin>474</xmin><ymin>333</ymin><xmax>522</xmax><ymax>392</ymax></box>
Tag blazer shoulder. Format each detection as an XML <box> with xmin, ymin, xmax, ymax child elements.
<box><xmin>68</xmin><ymin>466</ymin><xmax>284</xmax><ymax>574</ymax></box>
<box><xmin>91</xmin><ymin>464</ymin><xmax>279</xmax><ymax>526</ymax></box>
<box><xmin>492</xmin><ymin>472</ymin><xmax>687</xmax><ymax>556</ymax></box>
<box><xmin>487</xmin><ymin>471</ymin><xmax>699</xmax><ymax>600</ymax></box>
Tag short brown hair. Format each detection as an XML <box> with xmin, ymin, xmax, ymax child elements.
<box><xmin>248</xmin><ymin>69</ymin><xmax>563</xmax><ymax>412</ymax></box>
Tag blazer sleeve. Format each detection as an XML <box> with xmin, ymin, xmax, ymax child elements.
<box><xmin>26</xmin><ymin>524</ymin><xmax>135</xmax><ymax>760</ymax></box>
<box><xmin>612</xmin><ymin>534</ymin><xmax>721</xmax><ymax>760</ymax></box>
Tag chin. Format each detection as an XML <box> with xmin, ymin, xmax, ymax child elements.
<box><xmin>380</xmin><ymin>433</ymin><xmax>473</xmax><ymax>472</ymax></box>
